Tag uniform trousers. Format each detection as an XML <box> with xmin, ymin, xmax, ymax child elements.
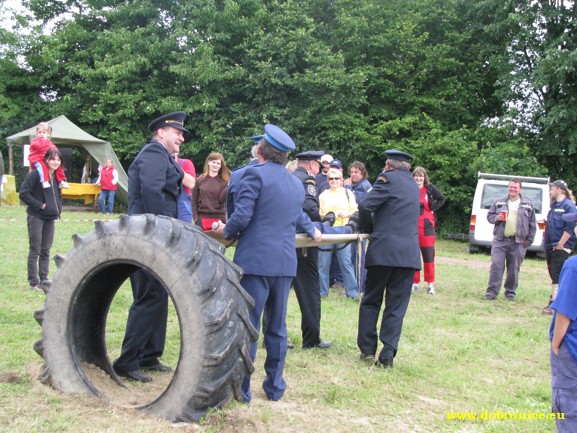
<box><xmin>551</xmin><ymin>343</ymin><xmax>577</xmax><ymax>433</ymax></box>
<box><xmin>293</xmin><ymin>247</ymin><xmax>322</xmax><ymax>347</ymax></box>
<box><xmin>486</xmin><ymin>237</ymin><xmax>527</xmax><ymax>298</ymax></box>
<box><xmin>241</xmin><ymin>274</ymin><xmax>292</xmax><ymax>403</ymax></box>
<box><xmin>357</xmin><ymin>266</ymin><xmax>414</xmax><ymax>359</ymax></box>
<box><xmin>26</xmin><ymin>215</ymin><xmax>55</xmax><ymax>286</ymax></box>
<box><xmin>113</xmin><ymin>269</ymin><xmax>168</xmax><ymax>373</ymax></box>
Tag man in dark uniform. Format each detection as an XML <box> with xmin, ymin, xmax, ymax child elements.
<box><xmin>357</xmin><ymin>149</ymin><xmax>421</xmax><ymax>368</ymax></box>
<box><xmin>217</xmin><ymin>124</ymin><xmax>322</xmax><ymax>403</ymax></box>
<box><xmin>113</xmin><ymin>112</ymin><xmax>187</xmax><ymax>382</ymax></box>
<box><xmin>292</xmin><ymin>151</ymin><xmax>332</xmax><ymax>349</ymax></box>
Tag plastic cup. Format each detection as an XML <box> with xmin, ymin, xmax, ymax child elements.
<box><xmin>501</xmin><ymin>211</ymin><xmax>508</xmax><ymax>221</ymax></box>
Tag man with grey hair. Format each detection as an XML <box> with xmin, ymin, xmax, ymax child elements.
<box><xmin>357</xmin><ymin>150</ymin><xmax>420</xmax><ymax>369</ymax></box>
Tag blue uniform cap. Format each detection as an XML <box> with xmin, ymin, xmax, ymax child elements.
<box><xmin>295</xmin><ymin>150</ymin><xmax>325</xmax><ymax>162</ymax></box>
<box><xmin>385</xmin><ymin>149</ymin><xmax>413</xmax><ymax>162</ymax></box>
<box><xmin>250</xmin><ymin>134</ymin><xmax>264</xmax><ymax>145</ymax></box>
<box><xmin>264</xmin><ymin>124</ymin><xmax>296</xmax><ymax>152</ymax></box>
<box><xmin>148</xmin><ymin>111</ymin><xmax>189</xmax><ymax>133</ymax></box>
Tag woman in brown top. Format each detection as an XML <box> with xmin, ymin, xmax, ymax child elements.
<box><xmin>192</xmin><ymin>152</ymin><xmax>230</xmax><ymax>231</ymax></box>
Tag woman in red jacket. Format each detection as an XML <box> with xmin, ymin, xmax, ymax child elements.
<box><xmin>412</xmin><ymin>166</ymin><xmax>445</xmax><ymax>295</ymax></box>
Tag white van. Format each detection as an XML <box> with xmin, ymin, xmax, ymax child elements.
<box><xmin>468</xmin><ymin>172</ymin><xmax>549</xmax><ymax>256</ymax></box>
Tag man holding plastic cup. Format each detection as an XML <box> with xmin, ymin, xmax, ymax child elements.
<box><xmin>483</xmin><ymin>179</ymin><xmax>537</xmax><ymax>301</ymax></box>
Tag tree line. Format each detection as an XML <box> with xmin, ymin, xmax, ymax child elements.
<box><xmin>1</xmin><ymin>0</ymin><xmax>575</xmax><ymax>232</ymax></box>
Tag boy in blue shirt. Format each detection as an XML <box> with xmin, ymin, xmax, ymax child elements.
<box><xmin>550</xmin><ymin>211</ymin><xmax>577</xmax><ymax>432</ymax></box>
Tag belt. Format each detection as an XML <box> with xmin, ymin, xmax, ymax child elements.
<box><xmin>504</xmin><ymin>236</ymin><xmax>516</xmax><ymax>240</ymax></box>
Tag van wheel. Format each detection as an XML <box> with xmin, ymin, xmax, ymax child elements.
<box><xmin>33</xmin><ymin>214</ymin><xmax>258</xmax><ymax>422</ymax></box>
<box><xmin>468</xmin><ymin>244</ymin><xmax>480</xmax><ymax>254</ymax></box>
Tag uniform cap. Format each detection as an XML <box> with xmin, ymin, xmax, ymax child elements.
<box><xmin>550</xmin><ymin>180</ymin><xmax>568</xmax><ymax>193</ymax></box>
<box><xmin>249</xmin><ymin>135</ymin><xmax>264</xmax><ymax>145</ymax></box>
<box><xmin>148</xmin><ymin>111</ymin><xmax>189</xmax><ymax>133</ymax></box>
<box><xmin>264</xmin><ymin>124</ymin><xmax>295</xmax><ymax>152</ymax></box>
<box><xmin>385</xmin><ymin>149</ymin><xmax>413</xmax><ymax>162</ymax></box>
<box><xmin>295</xmin><ymin>150</ymin><xmax>324</xmax><ymax>162</ymax></box>
<box><xmin>320</xmin><ymin>154</ymin><xmax>333</xmax><ymax>163</ymax></box>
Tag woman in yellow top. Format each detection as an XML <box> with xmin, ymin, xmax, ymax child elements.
<box><xmin>318</xmin><ymin>168</ymin><xmax>360</xmax><ymax>300</ymax></box>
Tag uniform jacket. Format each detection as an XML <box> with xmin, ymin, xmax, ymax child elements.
<box><xmin>127</xmin><ymin>140</ymin><xmax>183</xmax><ymax>217</ymax></box>
<box><xmin>545</xmin><ymin>197</ymin><xmax>577</xmax><ymax>250</ymax></box>
<box><xmin>224</xmin><ymin>161</ymin><xmax>308</xmax><ymax>277</ymax></box>
<box><xmin>358</xmin><ymin>168</ymin><xmax>421</xmax><ymax>269</ymax></box>
<box><xmin>227</xmin><ymin>158</ymin><xmax>259</xmax><ymax>219</ymax></box>
<box><xmin>19</xmin><ymin>170</ymin><xmax>62</xmax><ymax>220</ymax></box>
<box><xmin>487</xmin><ymin>194</ymin><xmax>537</xmax><ymax>245</ymax></box>
<box><xmin>293</xmin><ymin>167</ymin><xmax>321</xmax><ymax>221</ymax></box>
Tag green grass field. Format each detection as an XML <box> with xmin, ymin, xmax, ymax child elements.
<box><xmin>0</xmin><ymin>204</ymin><xmax>558</xmax><ymax>433</ymax></box>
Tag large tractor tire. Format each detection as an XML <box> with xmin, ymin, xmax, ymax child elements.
<box><xmin>33</xmin><ymin>214</ymin><xmax>258</xmax><ymax>422</ymax></box>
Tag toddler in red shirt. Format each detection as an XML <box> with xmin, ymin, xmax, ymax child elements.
<box><xmin>29</xmin><ymin>122</ymin><xmax>69</xmax><ymax>189</ymax></box>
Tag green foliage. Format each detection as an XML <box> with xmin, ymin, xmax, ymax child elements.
<box><xmin>2</xmin><ymin>0</ymin><xmax>571</xmax><ymax>227</ymax></box>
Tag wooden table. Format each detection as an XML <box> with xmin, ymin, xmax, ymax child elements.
<box><xmin>61</xmin><ymin>183</ymin><xmax>101</xmax><ymax>205</ymax></box>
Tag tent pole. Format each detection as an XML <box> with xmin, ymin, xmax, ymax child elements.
<box><xmin>8</xmin><ymin>144</ymin><xmax>14</xmax><ymax>175</ymax></box>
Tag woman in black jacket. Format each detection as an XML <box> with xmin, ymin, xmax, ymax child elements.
<box><xmin>19</xmin><ymin>148</ymin><xmax>63</xmax><ymax>292</ymax></box>
<box><xmin>411</xmin><ymin>166</ymin><xmax>446</xmax><ymax>295</ymax></box>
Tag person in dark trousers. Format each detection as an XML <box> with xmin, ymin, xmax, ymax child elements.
<box><xmin>19</xmin><ymin>148</ymin><xmax>63</xmax><ymax>292</ymax></box>
<box><xmin>215</xmin><ymin>124</ymin><xmax>322</xmax><ymax>403</ymax></box>
<box><xmin>357</xmin><ymin>149</ymin><xmax>421</xmax><ymax>369</ymax></box>
<box><xmin>292</xmin><ymin>151</ymin><xmax>332</xmax><ymax>349</ymax></box>
<box><xmin>542</xmin><ymin>180</ymin><xmax>577</xmax><ymax>315</ymax></box>
<box><xmin>113</xmin><ymin>111</ymin><xmax>187</xmax><ymax>383</ymax></box>
<box><xmin>344</xmin><ymin>160</ymin><xmax>372</xmax><ymax>292</ymax></box>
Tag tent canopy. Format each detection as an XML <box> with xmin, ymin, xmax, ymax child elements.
<box><xmin>6</xmin><ymin>115</ymin><xmax>128</xmax><ymax>204</ymax></box>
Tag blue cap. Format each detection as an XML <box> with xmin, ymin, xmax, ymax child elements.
<box><xmin>264</xmin><ymin>124</ymin><xmax>296</xmax><ymax>152</ymax></box>
<box><xmin>250</xmin><ymin>134</ymin><xmax>264</xmax><ymax>145</ymax></box>
<box><xmin>148</xmin><ymin>111</ymin><xmax>189</xmax><ymax>133</ymax></box>
<box><xmin>329</xmin><ymin>159</ymin><xmax>343</xmax><ymax>169</ymax></box>
<box><xmin>295</xmin><ymin>150</ymin><xmax>324</xmax><ymax>162</ymax></box>
<box><xmin>385</xmin><ymin>149</ymin><xmax>413</xmax><ymax>162</ymax></box>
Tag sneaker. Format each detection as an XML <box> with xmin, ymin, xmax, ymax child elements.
<box><xmin>412</xmin><ymin>284</ymin><xmax>420</xmax><ymax>293</ymax></box>
<box><xmin>59</xmin><ymin>181</ymin><xmax>70</xmax><ymax>189</ymax></box>
<box><xmin>541</xmin><ymin>305</ymin><xmax>553</xmax><ymax>315</ymax></box>
<box><xmin>427</xmin><ymin>284</ymin><xmax>436</xmax><ymax>295</ymax></box>
<box><xmin>42</xmin><ymin>181</ymin><xmax>50</xmax><ymax>189</ymax></box>
<box><xmin>482</xmin><ymin>293</ymin><xmax>495</xmax><ymax>301</ymax></box>
<box><xmin>30</xmin><ymin>285</ymin><xmax>43</xmax><ymax>292</ymax></box>
<box><xmin>506</xmin><ymin>294</ymin><xmax>516</xmax><ymax>301</ymax></box>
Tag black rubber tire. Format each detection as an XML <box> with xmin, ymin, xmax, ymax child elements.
<box><xmin>33</xmin><ymin>214</ymin><xmax>258</xmax><ymax>422</ymax></box>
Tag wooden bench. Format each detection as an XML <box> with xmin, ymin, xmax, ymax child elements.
<box><xmin>61</xmin><ymin>183</ymin><xmax>101</xmax><ymax>205</ymax></box>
